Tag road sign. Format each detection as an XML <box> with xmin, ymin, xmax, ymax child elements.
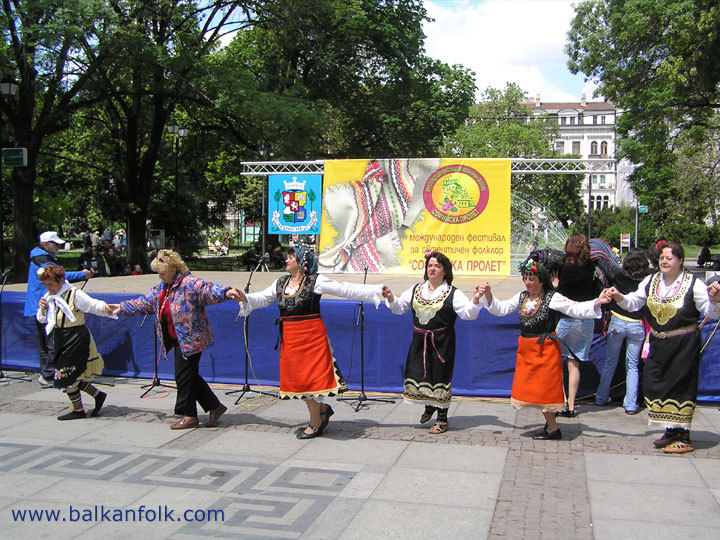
<box><xmin>638</xmin><ymin>205</ymin><xmax>648</xmax><ymax>213</ymax></box>
<box><xmin>2</xmin><ymin>148</ymin><xmax>27</xmax><ymax>167</ymax></box>
<box><xmin>620</xmin><ymin>233</ymin><xmax>631</xmax><ymax>247</ymax></box>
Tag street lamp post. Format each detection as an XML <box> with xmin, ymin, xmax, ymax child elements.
<box><xmin>166</xmin><ymin>122</ymin><xmax>187</xmax><ymax>246</ymax></box>
<box><xmin>258</xmin><ymin>146</ymin><xmax>273</xmax><ymax>264</ymax></box>
<box><xmin>0</xmin><ymin>77</ymin><xmax>19</xmax><ymax>273</ymax></box>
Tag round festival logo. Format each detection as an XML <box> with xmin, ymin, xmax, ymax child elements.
<box><xmin>422</xmin><ymin>164</ymin><xmax>489</xmax><ymax>224</ymax></box>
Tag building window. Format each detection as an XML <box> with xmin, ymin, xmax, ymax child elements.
<box><xmin>600</xmin><ymin>141</ymin><xmax>608</xmax><ymax>155</ymax></box>
<box><xmin>572</xmin><ymin>141</ymin><xmax>581</xmax><ymax>154</ymax></box>
<box><xmin>599</xmin><ymin>174</ymin><xmax>606</xmax><ymax>185</ymax></box>
<box><xmin>592</xmin><ymin>175</ymin><xmax>598</xmax><ymax>185</ymax></box>
<box><xmin>570</xmin><ymin>117</ymin><xmax>576</xmax><ymax>125</ymax></box>
<box><xmin>601</xmin><ymin>116</ymin><xmax>606</xmax><ymax>124</ymax></box>
<box><xmin>590</xmin><ymin>141</ymin><xmax>598</xmax><ymax>155</ymax></box>
<box><xmin>560</xmin><ymin>117</ymin><xmax>566</xmax><ymax>125</ymax></box>
<box><xmin>593</xmin><ymin>116</ymin><xmax>597</xmax><ymax>125</ymax></box>
<box><xmin>555</xmin><ymin>141</ymin><xmax>565</xmax><ymax>154</ymax></box>
<box><xmin>603</xmin><ymin>195</ymin><xmax>610</xmax><ymax>208</ymax></box>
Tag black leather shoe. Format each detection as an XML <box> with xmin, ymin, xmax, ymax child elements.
<box><xmin>556</xmin><ymin>408</ymin><xmax>576</xmax><ymax>418</ymax></box>
<box><xmin>532</xmin><ymin>428</ymin><xmax>562</xmax><ymax>440</ymax></box>
<box><xmin>318</xmin><ymin>405</ymin><xmax>334</xmax><ymax>434</ymax></box>
<box><xmin>296</xmin><ymin>425</ymin><xmax>321</xmax><ymax>439</ymax></box>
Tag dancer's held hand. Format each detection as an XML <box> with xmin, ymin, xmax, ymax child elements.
<box><xmin>381</xmin><ymin>285</ymin><xmax>394</xmax><ymax>302</ymax></box>
<box><xmin>709</xmin><ymin>281</ymin><xmax>720</xmax><ymax>303</ymax></box>
<box><xmin>38</xmin><ymin>297</ymin><xmax>47</xmax><ymax>312</ymax></box>
<box><xmin>476</xmin><ymin>282</ymin><xmax>492</xmax><ymax>303</ymax></box>
<box><xmin>105</xmin><ymin>304</ymin><xmax>121</xmax><ymax>316</ymax></box>
<box><xmin>225</xmin><ymin>287</ymin><xmax>243</xmax><ymax>301</ymax></box>
<box><xmin>596</xmin><ymin>289</ymin><xmax>613</xmax><ymax>306</ymax></box>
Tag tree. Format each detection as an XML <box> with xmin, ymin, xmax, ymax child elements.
<box><xmin>0</xmin><ymin>0</ymin><xmax>116</xmax><ymax>279</ymax></box>
<box><xmin>566</xmin><ymin>0</ymin><xmax>720</xmax><ymax>222</ymax></box>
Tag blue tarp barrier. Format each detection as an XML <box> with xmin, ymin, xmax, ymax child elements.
<box><xmin>2</xmin><ymin>291</ymin><xmax>719</xmax><ymax>401</ymax></box>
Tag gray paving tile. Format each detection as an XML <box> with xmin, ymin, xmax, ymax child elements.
<box><xmin>370</xmin><ymin>467</ymin><xmax>501</xmax><ymax>508</ymax></box>
<box><xmin>587</xmin><ymin>480</ymin><xmax>720</xmax><ymax>525</ymax></box>
<box><xmin>194</xmin><ymin>430</ymin><xmax>307</xmax><ymax>459</ymax></box>
<box><xmin>292</xmin><ymin>437</ymin><xmax>409</xmax><ymax>466</ymax></box>
<box><xmin>396</xmin><ymin>441</ymin><xmax>507</xmax><ymax>473</ymax></box>
<box><xmin>339</xmin><ymin>500</ymin><xmax>493</xmax><ymax>540</ymax></box>
<box><xmin>592</xmin><ymin>518</ymin><xmax>720</xmax><ymax>540</ymax></box>
<box><xmin>690</xmin><ymin>457</ymin><xmax>720</xmax><ymax>489</ymax></box>
<box><xmin>73</xmin><ymin>420</ymin><xmax>185</xmax><ymax>449</ymax></box>
<box><xmin>585</xmin><ymin>452</ymin><xmax>705</xmax><ymax>487</ymax></box>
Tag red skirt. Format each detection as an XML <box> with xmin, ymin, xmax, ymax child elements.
<box><xmin>278</xmin><ymin>314</ymin><xmax>346</xmax><ymax>399</ymax></box>
<box><xmin>510</xmin><ymin>335</ymin><xmax>565</xmax><ymax>412</ymax></box>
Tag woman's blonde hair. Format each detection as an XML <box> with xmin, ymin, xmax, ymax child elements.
<box><xmin>150</xmin><ymin>249</ymin><xmax>189</xmax><ymax>275</ymax></box>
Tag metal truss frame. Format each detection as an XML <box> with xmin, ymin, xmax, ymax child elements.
<box><xmin>240</xmin><ymin>158</ymin><xmax>616</xmax><ymax>175</ymax></box>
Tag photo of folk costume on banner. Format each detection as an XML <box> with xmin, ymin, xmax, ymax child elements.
<box><xmin>478</xmin><ymin>258</ymin><xmax>609</xmax><ymax>441</ymax></box>
<box><xmin>237</xmin><ymin>243</ymin><xmax>385</xmax><ymax>439</ymax></box>
<box><xmin>35</xmin><ymin>264</ymin><xmax>116</xmax><ymax>420</ymax></box>
<box><xmin>607</xmin><ymin>243</ymin><xmax>720</xmax><ymax>453</ymax></box>
<box><xmin>318</xmin><ymin>158</ymin><xmax>439</xmax><ymax>273</ymax></box>
<box><xmin>382</xmin><ymin>251</ymin><xmax>482</xmax><ymax>434</ymax></box>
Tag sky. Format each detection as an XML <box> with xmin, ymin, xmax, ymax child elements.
<box><xmin>422</xmin><ymin>0</ymin><xmax>601</xmax><ymax>103</ymax></box>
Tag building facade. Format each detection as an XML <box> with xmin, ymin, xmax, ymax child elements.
<box><xmin>523</xmin><ymin>95</ymin><xmax>635</xmax><ymax>210</ymax></box>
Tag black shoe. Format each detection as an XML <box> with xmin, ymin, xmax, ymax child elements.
<box><xmin>58</xmin><ymin>410</ymin><xmax>86</xmax><ymax>421</ymax></box>
<box><xmin>91</xmin><ymin>391</ymin><xmax>107</xmax><ymax>417</ymax></box>
<box><xmin>532</xmin><ymin>428</ymin><xmax>562</xmax><ymax>440</ymax></box>
<box><xmin>318</xmin><ymin>405</ymin><xmax>334</xmax><ymax>434</ymax></box>
<box><xmin>556</xmin><ymin>408</ymin><xmax>576</xmax><ymax>418</ymax></box>
<box><xmin>296</xmin><ymin>425</ymin><xmax>321</xmax><ymax>439</ymax></box>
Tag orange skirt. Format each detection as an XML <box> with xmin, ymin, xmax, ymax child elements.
<box><xmin>510</xmin><ymin>335</ymin><xmax>565</xmax><ymax>412</ymax></box>
<box><xmin>278</xmin><ymin>314</ymin><xmax>346</xmax><ymax>399</ymax></box>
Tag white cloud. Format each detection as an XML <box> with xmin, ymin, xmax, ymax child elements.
<box><xmin>423</xmin><ymin>0</ymin><xmax>603</xmax><ymax>102</ymax></box>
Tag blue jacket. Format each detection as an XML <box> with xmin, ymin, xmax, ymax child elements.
<box><xmin>24</xmin><ymin>246</ymin><xmax>86</xmax><ymax>317</ymax></box>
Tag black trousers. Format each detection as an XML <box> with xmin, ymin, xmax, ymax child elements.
<box><xmin>173</xmin><ymin>346</ymin><xmax>221</xmax><ymax>417</ymax></box>
<box><xmin>35</xmin><ymin>319</ymin><xmax>55</xmax><ymax>379</ymax></box>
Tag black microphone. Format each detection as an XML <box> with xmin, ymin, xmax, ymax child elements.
<box><xmin>0</xmin><ymin>267</ymin><xmax>12</xmax><ymax>280</ymax></box>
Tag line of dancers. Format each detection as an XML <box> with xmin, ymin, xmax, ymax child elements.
<box><xmin>35</xmin><ymin>240</ymin><xmax>720</xmax><ymax>453</ymax></box>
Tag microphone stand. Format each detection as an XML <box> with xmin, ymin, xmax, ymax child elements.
<box><xmin>0</xmin><ymin>269</ymin><xmax>31</xmax><ymax>381</ymax></box>
<box><xmin>337</xmin><ymin>267</ymin><xmax>395</xmax><ymax>411</ymax></box>
<box><xmin>140</xmin><ymin>312</ymin><xmax>175</xmax><ymax>397</ymax></box>
<box><xmin>226</xmin><ymin>259</ymin><xmax>277</xmax><ymax>403</ymax></box>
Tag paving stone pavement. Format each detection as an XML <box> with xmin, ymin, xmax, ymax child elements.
<box><xmin>1</xmin><ymin>374</ymin><xmax>720</xmax><ymax>539</ymax></box>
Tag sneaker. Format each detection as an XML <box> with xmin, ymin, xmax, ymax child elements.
<box><xmin>38</xmin><ymin>375</ymin><xmax>53</xmax><ymax>387</ymax></box>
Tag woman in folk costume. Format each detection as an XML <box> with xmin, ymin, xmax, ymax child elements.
<box><xmin>382</xmin><ymin>251</ymin><xmax>483</xmax><ymax>434</ymax></box>
<box><xmin>478</xmin><ymin>258</ymin><xmax>609</xmax><ymax>440</ymax></box>
<box><xmin>36</xmin><ymin>264</ymin><xmax>116</xmax><ymax>420</ymax></box>
<box><xmin>237</xmin><ymin>243</ymin><xmax>384</xmax><ymax>439</ymax></box>
<box><xmin>607</xmin><ymin>243</ymin><xmax>720</xmax><ymax>453</ymax></box>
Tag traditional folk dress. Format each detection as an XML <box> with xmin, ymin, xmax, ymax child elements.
<box><xmin>485</xmin><ymin>290</ymin><xmax>602</xmax><ymax>412</ymax></box>
<box><xmin>619</xmin><ymin>271</ymin><xmax>720</xmax><ymax>429</ymax></box>
<box><xmin>36</xmin><ymin>282</ymin><xmax>114</xmax><ymax>390</ymax></box>
<box><xmin>239</xmin><ymin>274</ymin><xmax>383</xmax><ymax>399</ymax></box>
<box><xmin>387</xmin><ymin>282</ymin><xmax>481</xmax><ymax>409</ymax></box>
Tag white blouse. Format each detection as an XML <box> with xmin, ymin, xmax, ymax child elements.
<box><xmin>484</xmin><ymin>291</ymin><xmax>603</xmax><ymax>319</ymax></box>
<box><xmin>618</xmin><ymin>271</ymin><xmax>720</xmax><ymax>318</ymax></box>
<box><xmin>386</xmin><ymin>281</ymin><xmax>481</xmax><ymax>321</ymax></box>
<box><xmin>238</xmin><ymin>274</ymin><xmax>384</xmax><ymax>317</ymax></box>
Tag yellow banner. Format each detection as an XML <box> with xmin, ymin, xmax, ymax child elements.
<box><xmin>318</xmin><ymin>158</ymin><xmax>511</xmax><ymax>276</ymax></box>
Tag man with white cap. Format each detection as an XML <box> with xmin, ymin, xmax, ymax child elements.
<box><xmin>24</xmin><ymin>232</ymin><xmax>92</xmax><ymax>386</ymax></box>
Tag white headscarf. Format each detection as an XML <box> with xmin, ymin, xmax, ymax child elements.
<box><xmin>44</xmin><ymin>281</ymin><xmax>76</xmax><ymax>334</ymax></box>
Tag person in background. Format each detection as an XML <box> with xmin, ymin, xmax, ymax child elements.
<box><xmin>25</xmin><ymin>231</ymin><xmax>92</xmax><ymax>387</ymax></box>
<box><xmin>555</xmin><ymin>233</ymin><xmax>597</xmax><ymax>417</ymax></box>
<box><xmin>382</xmin><ymin>251</ymin><xmax>482</xmax><ymax>434</ymax></box>
<box><xmin>36</xmin><ymin>264</ymin><xmax>116</xmax><ymax>420</ymax></box>
<box><xmin>607</xmin><ymin>243</ymin><xmax>720</xmax><ymax>453</ymax></box>
<box><xmin>595</xmin><ymin>248</ymin><xmax>651</xmax><ymax>414</ymax></box>
<box><xmin>131</xmin><ymin>264</ymin><xmax>143</xmax><ymax>275</ymax></box>
<box><xmin>107</xmin><ymin>250</ymin><xmax>241</xmax><ymax>429</ymax></box>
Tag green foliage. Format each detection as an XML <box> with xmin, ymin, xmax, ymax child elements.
<box><xmin>566</xmin><ymin>0</ymin><xmax>720</xmax><ymax>223</ymax></box>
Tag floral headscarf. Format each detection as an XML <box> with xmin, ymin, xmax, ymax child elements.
<box><xmin>293</xmin><ymin>242</ymin><xmax>318</xmax><ymax>275</ymax></box>
<box><xmin>519</xmin><ymin>256</ymin><xmax>553</xmax><ymax>290</ymax></box>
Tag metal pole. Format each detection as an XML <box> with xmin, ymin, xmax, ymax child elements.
<box><xmin>261</xmin><ymin>175</ymin><xmax>267</xmax><ymax>262</ymax></box>
<box><xmin>634</xmin><ymin>199</ymin><xmax>639</xmax><ymax>248</ymax></box>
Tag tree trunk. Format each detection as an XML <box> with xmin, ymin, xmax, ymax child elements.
<box><xmin>10</xmin><ymin>166</ymin><xmax>37</xmax><ymax>284</ymax></box>
<box><xmin>126</xmin><ymin>210</ymin><xmax>149</xmax><ymax>272</ymax></box>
